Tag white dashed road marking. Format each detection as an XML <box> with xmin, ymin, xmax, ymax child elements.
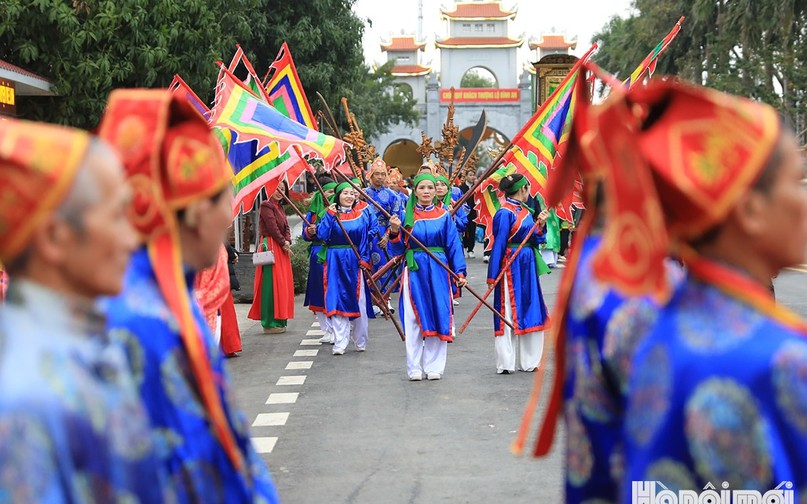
<box><xmin>253</xmin><ymin>412</ymin><xmax>290</xmax><ymax>427</ymax></box>
<box><xmin>276</xmin><ymin>375</ymin><xmax>306</xmax><ymax>386</ymax></box>
<box><xmin>266</xmin><ymin>392</ymin><xmax>299</xmax><ymax>405</ymax></box>
<box><xmin>286</xmin><ymin>361</ymin><xmax>313</xmax><ymax>370</ymax></box>
<box><xmin>251</xmin><ymin>437</ymin><xmax>278</xmax><ymax>454</ymax></box>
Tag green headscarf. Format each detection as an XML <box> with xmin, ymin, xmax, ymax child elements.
<box><xmin>404</xmin><ymin>174</ymin><xmax>438</xmax><ymax>229</ymax></box>
<box><xmin>316</xmin><ymin>181</ymin><xmax>354</xmax><ymax>264</ymax></box>
<box><xmin>402</xmin><ymin>174</ymin><xmax>439</xmax><ymax>271</ymax></box>
<box><xmin>308</xmin><ymin>182</ymin><xmax>337</xmax><ymax>221</ymax></box>
<box><xmin>434</xmin><ymin>175</ymin><xmax>452</xmax><ymax>206</ymax></box>
<box><xmin>333</xmin><ymin>181</ymin><xmax>353</xmax><ymax>207</ymax></box>
<box><xmin>500</xmin><ymin>173</ymin><xmax>529</xmax><ymax>195</ymax></box>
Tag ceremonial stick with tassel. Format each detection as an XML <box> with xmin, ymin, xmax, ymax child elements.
<box><xmin>309</xmin><ymin>166</ymin><xmax>406</xmax><ymax>341</ymax></box>
<box><xmin>329</xmin><ymin>168</ymin><xmax>514</xmax><ymax>330</ymax></box>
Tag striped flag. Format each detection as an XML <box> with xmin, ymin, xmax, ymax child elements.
<box><xmin>211</xmin><ymin>66</ymin><xmax>346</xmax><ymax>167</ymax></box>
<box><xmin>168</xmin><ymin>74</ymin><xmax>210</xmax><ymax>120</ymax></box>
<box><xmin>624</xmin><ymin>17</ymin><xmax>685</xmax><ymax>88</ymax></box>
<box><xmin>210</xmin><ymin>66</ymin><xmax>347</xmax><ymax>213</ymax></box>
<box><xmin>473</xmin><ymin>43</ymin><xmax>597</xmax><ymax>249</ymax></box>
<box><xmin>263</xmin><ymin>42</ymin><xmax>318</xmax><ymax>131</ymax></box>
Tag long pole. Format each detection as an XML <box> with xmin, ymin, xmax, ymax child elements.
<box><xmin>278</xmin><ymin>190</ymin><xmax>311</xmax><ymax>225</ymax></box>
<box><xmin>330</xmin><ymin>168</ymin><xmax>513</xmax><ymax>330</ymax></box>
<box><xmin>310</xmin><ymin>170</ymin><xmax>406</xmax><ymax>341</ymax></box>
<box><xmin>458</xmin><ymin>217</ymin><xmax>544</xmax><ymax>334</ymax></box>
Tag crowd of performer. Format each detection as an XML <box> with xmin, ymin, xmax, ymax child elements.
<box><xmin>1</xmin><ymin>74</ymin><xmax>806</xmax><ymax>503</ymax></box>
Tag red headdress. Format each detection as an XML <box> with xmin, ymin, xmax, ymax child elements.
<box><xmin>98</xmin><ymin>90</ymin><xmax>243</xmax><ymax>472</ymax></box>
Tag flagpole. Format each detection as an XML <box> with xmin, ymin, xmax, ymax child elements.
<box><xmin>448</xmin><ymin>42</ymin><xmax>599</xmax><ymax>216</ymax></box>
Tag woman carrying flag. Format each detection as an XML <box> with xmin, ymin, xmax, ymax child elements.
<box><xmin>316</xmin><ymin>182</ymin><xmax>375</xmax><ymax>355</ymax></box>
<box><xmin>303</xmin><ymin>177</ymin><xmax>337</xmax><ymax>344</ymax></box>
<box><xmin>487</xmin><ymin>173</ymin><xmax>550</xmax><ymax>374</ymax></box>
<box><xmin>388</xmin><ymin>174</ymin><xmax>467</xmax><ymax>381</ymax></box>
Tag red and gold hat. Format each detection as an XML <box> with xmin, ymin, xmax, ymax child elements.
<box><xmin>367</xmin><ymin>157</ymin><xmax>388</xmax><ymax>177</ymax></box>
<box><xmin>98</xmin><ymin>90</ymin><xmax>242</xmax><ymax>473</ymax></box>
<box><xmin>387</xmin><ymin>167</ymin><xmax>403</xmax><ymax>185</ymax></box>
<box><xmin>588</xmin><ymin>79</ymin><xmax>780</xmax><ymax>301</ymax></box>
<box><xmin>0</xmin><ymin>118</ymin><xmax>91</xmax><ymax>263</ymax></box>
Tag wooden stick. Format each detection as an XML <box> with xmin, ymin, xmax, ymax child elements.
<box><xmin>330</xmin><ymin>169</ymin><xmax>514</xmax><ymax>330</ymax></box>
<box><xmin>458</xmin><ymin>217</ymin><xmax>545</xmax><ymax>334</ymax></box>
<box><xmin>278</xmin><ymin>191</ymin><xmax>311</xmax><ymax>226</ymax></box>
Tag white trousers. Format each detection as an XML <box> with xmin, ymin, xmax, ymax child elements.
<box><xmin>402</xmin><ymin>269</ymin><xmax>448</xmax><ymax>378</ymax></box>
<box><xmin>495</xmin><ymin>276</ymin><xmax>544</xmax><ymax>373</ymax></box>
<box><xmin>213</xmin><ymin>313</ymin><xmax>222</xmax><ymax>346</ymax></box>
<box><xmin>315</xmin><ymin>311</ymin><xmax>333</xmax><ymax>336</ymax></box>
<box><xmin>540</xmin><ymin>249</ymin><xmax>558</xmax><ymax>267</ymax></box>
<box><xmin>331</xmin><ymin>273</ymin><xmax>369</xmax><ymax>353</ymax></box>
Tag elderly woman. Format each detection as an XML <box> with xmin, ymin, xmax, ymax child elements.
<box><xmin>316</xmin><ymin>182</ymin><xmax>375</xmax><ymax>355</ymax></box>
<box><xmin>389</xmin><ymin>174</ymin><xmax>467</xmax><ymax>381</ymax></box>
<box><xmin>487</xmin><ymin>173</ymin><xmax>550</xmax><ymax>374</ymax></box>
<box><xmin>303</xmin><ymin>177</ymin><xmax>336</xmax><ymax>343</ymax></box>
<box><xmin>248</xmin><ymin>183</ymin><xmax>295</xmax><ymax>333</ymax></box>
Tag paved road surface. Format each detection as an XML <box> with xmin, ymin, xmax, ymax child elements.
<box><xmin>226</xmin><ymin>256</ymin><xmax>807</xmax><ymax>503</ymax></box>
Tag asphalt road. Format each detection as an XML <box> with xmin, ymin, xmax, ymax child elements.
<box><xmin>226</xmin><ymin>256</ymin><xmax>807</xmax><ymax>504</ymax></box>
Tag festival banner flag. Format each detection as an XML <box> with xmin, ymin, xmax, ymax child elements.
<box><xmin>168</xmin><ymin>74</ymin><xmax>210</xmax><ymax>119</ymax></box>
<box><xmin>624</xmin><ymin>16</ymin><xmax>685</xmax><ymax>87</ymax></box>
<box><xmin>473</xmin><ymin>44</ymin><xmax>597</xmax><ymax>249</ymax></box>
<box><xmin>211</xmin><ymin>66</ymin><xmax>347</xmax><ymax>168</ymax></box>
<box><xmin>213</xmin><ymin>128</ymin><xmax>305</xmax><ymax>215</ymax></box>
<box><xmin>262</xmin><ymin>42</ymin><xmax>318</xmax><ymax>131</ymax></box>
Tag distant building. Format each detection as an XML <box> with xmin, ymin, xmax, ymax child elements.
<box><xmin>376</xmin><ymin>1</ymin><xmax>577</xmax><ymax>177</ymax></box>
<box><xmin>0</xmin><ymin>60</ymin><xmax>54</xmax><ymax>118</ymax></box>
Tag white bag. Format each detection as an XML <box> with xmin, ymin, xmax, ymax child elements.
<box><xmin>253</xmin><ymin>249</ymin><xmax>275</xmax><ymax>266</ymax></box>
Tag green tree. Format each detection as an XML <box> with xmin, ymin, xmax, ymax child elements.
<box><xmin>460</xmin><ymin>67</ymin><xmax>497</xmax><ymax>88</ymax></box>
<box><xmin>0</xmin><ymin>0</ymin><xmax>263</xmax><ymax>128</ymax></box>
<box><xmin>592</xmin><ymin>0</ymin><xmax>807</xmax><ymax>142</ymax></box>
<box><xmin>0</xmin><ymin>0</ymin><xmax>418</xmax><ymax>139</ymax></box>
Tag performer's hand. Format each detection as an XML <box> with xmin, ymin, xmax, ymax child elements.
<box><xmin>456</xmin><ymin>277</ymin><xmax>468</xmax><ymax>288</ymax></box>
<box><xmin>378</xmin><ymin>235</ymin><xmax>389</xmax><ymax>248</ymax></box>
<box><xmin>282</xmin><ymin>242</ymin><xmax>292</xmax><ymax>253</ymax></box>
<box><xmin>389</xmin><ymin>215</ymin><xmax>402</xmax><ymax>234</ymax></box>
<box><xmin>306</xmin><ymin>224</ymin><xmax>317</xmax><ymax>236</ymax></box>
<box><xmin>536</xmin><ymin>209</ymin><xmax>550</xmax><ymax>226</ymax></box>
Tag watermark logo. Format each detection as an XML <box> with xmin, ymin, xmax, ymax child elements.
<box><xmin>631</xmin><ymin>480</ymin><xmax>794</xmax><ymax>503</ymax></box>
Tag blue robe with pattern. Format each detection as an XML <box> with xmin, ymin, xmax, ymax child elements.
<box><xmin>105</xmin><ymin>249</ymin><xmax>280</xmax><ymax>504</ymax></box>
<box><xmin>486</xmin><ymin>198</ymin><xmax>550</xmax><ymax>336</ymax></box>
<box><xmin>302</xmin><ymin>211</ymin><xmax>326</xmax><ymax>313</ymax></box>
<box><xmin>366</xmin><ymin>185</ymin><xmax>404</xmax><ymax>289</ymax></box>
<box><xmin>317</xmin><ymin>205</ymin><xmax>375</xmax><ymax>319</ymax></box>
<box><xmin>390</xmin><ymin>204</ymin><xmax>467</xmax><ymax>340</ymax></box>
<box><xmin>563</xmin><ymin>235</ymin><xmax>665</xmax><ymax>503</ymax></box>
<box><xmin>623</xmin><ymin>265</ymin><xmax>807</xmax><ymax>500</ymax></box>
<box><xmin>0</xmin><ymin>280</ymin><xmax>172</xmax><ymax>503</ymax></box>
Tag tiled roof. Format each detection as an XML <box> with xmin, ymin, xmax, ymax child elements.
<box><xmin>381</xmin><ymin>36</ymin><xmax>427</xmax><ymax>52</ymax></box>
<box><xmin>436</xmin><ymin>36</ymin><xmax>523</xmax><ymax>48</ymax></box>
<box><xmin>441</xmin><ymin>2</ymin><xmax>516</xmax><ymax>20</ymax></box>
<box><xmin>529</xmin><ymin>35</ymin><xmax>577</xmax><ymax>51</ymax></box>
<box><xmin>0</xmin><ymin>59</ymin><xmax>51</xmax><ymax>82</ymax></box>
<box><xmin>391</xmin><ymin>65</ymin><xmax>431</xmax><ymax>76</ymax></box>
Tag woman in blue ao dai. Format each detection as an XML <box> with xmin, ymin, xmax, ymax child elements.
<box><xmin>487</xmin><ymin>173</ymin><xmax>550</xmax><ymax>374</ymax></box>
<box><xmin>302</xmin><ymin>178</ymin><xmax>336</xmax><ymax>344</ymax></box>
<box><xmin>389</xmin><ymin>174</ymin><xmax>467</xmax><ymax>381</ymax></box>
<box><xmin>316</xmin><ymin>182</ymin><xmax>375</xmax><ymax>355</ymax></box>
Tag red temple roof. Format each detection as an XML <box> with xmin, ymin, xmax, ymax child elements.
<box><xmin>381</xmin><ymin>36</ymin><xmax>427</xmax><ymax>52</ymax></box>
<box><xmin>529</xmin><ymin>35</ymin><xmax>577</xmax><ymax>51</ymax></box>
<box><xmin>441</xmin><ymin>2</ymin><xmax>517</xmax><ymax>20</ymax></box>
<box><xmin>0</xmin><ymin>59</ymin><xmax>50</xmax><ymax>82</ymax></box>
<box><xmin>391</xmin><ymin>65</ymin><xmax>431</xmax><ymax>76</ymax></box>
<box><xmin>436</xmin><ymin>36</ymin><xmax>523</xmax><ymax>49</ymax></box>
